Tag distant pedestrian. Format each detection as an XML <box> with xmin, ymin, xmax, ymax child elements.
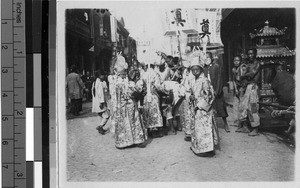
<box><xmin>66</xmin><ymin>65</ymin><xmax>85</xmax><ymax>116</ymax></box>
<box><xmin>83</xmin><ymin>71</ymin><xmax>94</xmax><ymax>102</ymax></box>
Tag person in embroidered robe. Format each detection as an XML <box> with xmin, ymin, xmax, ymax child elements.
<box><xmin>189</xmin><ymin>59</ymin><xmax>219</xmax><ymax>157</ymax></box>
<box><xmin>114</xmin><ymin>68</ymin><xmax>147</xmax><ymax>149</ymax></box>
<box><xmin>181</xmin><ymin>58</ymin><xmax>195</xmax><ymax>141</ymax></box>
<box><xmin>107</xmin><ymin>72</ymin><xmax>118</xmax><ymax>134</ymax></box>
<box><xmin>142</xmin><ymin>63</ymin><xmax>164</xmax><ymax>133</ymax></box>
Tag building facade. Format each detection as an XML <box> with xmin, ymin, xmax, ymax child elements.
<box><xmin>66</xmin><ymin>9</ymin><xmax>137</xmax><ymax>76</ymax></box>
<box><xmin>65</xmin><ymin>9</ymin><xmax>94</xmax><ymax>75</ymax></box>
<box><xmin>92</xmin><ymin>9</ymin><xmax>113</xmax><ymax>75</ymax></box>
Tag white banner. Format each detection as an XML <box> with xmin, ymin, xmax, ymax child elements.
<box><xmin>162</xmin><ymin>8</ymin><xmax>224</xmax><ymax>56</ymax></box>
<box><xmin>162</xmin><ymin>8</ymin><xmax>196</xmax><ymax>36</ymax></box>
<box><xmin>195</xmin><ymin>8</ymin><xmax>223</xmax><ymax>47</ymax></box>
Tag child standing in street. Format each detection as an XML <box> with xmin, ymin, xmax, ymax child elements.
<box><xmin>92</xmin><ymin>71</ymin><xmax>110</xmax><ymax>134</ymax></box>
<box><xmin>189</xmin><ymin>58</ymin><xmax>219</xmax><ymax>157</ymax></box>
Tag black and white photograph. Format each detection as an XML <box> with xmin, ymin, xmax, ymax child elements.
<box><xmin>56</xmin><ymin>1</ymin><xmax>299</xmax><ymax>187</ymax></box>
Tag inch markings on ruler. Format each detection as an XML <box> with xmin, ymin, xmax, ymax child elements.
<box><xmin>1</xmin><ymin>0</ymin><xmax>26</xmax><ymax>188</ymax></box>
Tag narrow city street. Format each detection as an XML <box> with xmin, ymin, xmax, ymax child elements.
<box><xmin>66</xmin><ymin>94</ymin><xmax>295</xmax><ymax>182</ymax></box>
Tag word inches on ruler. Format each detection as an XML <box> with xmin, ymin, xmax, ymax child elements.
<box><xmin>16</xmin><ymin>2</ymin><xmax>23</xmax><ymax>23</ymax></box>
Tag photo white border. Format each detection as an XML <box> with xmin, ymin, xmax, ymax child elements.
<box><xmin>56</xmin><ymin>1</ymin><xmax>300</xmax><ymax>188</ymax></box>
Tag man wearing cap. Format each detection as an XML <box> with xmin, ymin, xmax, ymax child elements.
<box><xmin>189</xmin><ymin>56</ymin><xmax>218</xmax><ymax>157</ymax></box>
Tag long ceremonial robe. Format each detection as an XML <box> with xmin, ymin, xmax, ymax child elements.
<box><xmin>115</xmin><ymin>78</ymin><xmax>146</xmax><ymax>148</ymax></box>
<box><xmin>107</xmin><ymin>75</ymin><xmax>119</xmax><ymax>133</ymax></box>
<box><xmin>142</xmin><ymin>68</ymin><xmax>164</xmax><ymax>128</ymax></box>
<box><xmin>191</xmin><ymin>73</ymin><xmax>219</xmax><ymax>154</ymax></box>
<box><xmin>181</xmin><ymin>69</ymin><xmax>195</xmax><ymax>136</ymax></box>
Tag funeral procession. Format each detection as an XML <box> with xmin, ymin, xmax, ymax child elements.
<box><xmin>65</xmin><ymin>7</ymin><xmax>296</xmax><ymax>182</ymax></box>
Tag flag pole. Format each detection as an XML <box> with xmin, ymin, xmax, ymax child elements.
<box><xmin>176</xmin><ymin>28</ymin><xmax>182</xmax><ymax>67</ymax></box>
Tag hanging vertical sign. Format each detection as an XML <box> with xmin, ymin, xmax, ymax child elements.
<box><xmin>163</xmin><ymin>8</ymin><xmax>195</xmax><ymax>33</ymax></box>
<box><xmin>195</xmin><ymin>9</ymin><xmax>223</xmax><ymax>54</ymax></box>
<box><xmin>162</xmin><ymin>9</ymin><xmax>198</xmax><ymax>59</ymax></box>
<box><xmin>110</xmin><ymin>12</ymin><xmax>117</xmax><ymax>43</ymax></box>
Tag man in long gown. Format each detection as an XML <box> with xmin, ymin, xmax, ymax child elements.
<box><xmin>114</xmin><ymin>68</ymin><xmax>147</xmax><ymax>149</ymax></box>
<box><xmin>189</xmin><ymin>57</ymin><xmax>219</xmax><ymax>157</ymax></box>
<box><xmin>181</xmin><ymin>58</ymin><xmax>195</xmax><ymax>141</ymax></box>
<box><xmin>204</xmin><ymin>52</ymin><xmax>230</xmax><ymax>132</ymax></box>
<box><xmin>142</xmin><ymin>63</ymin><xmax>164</xmax><ymax>133</ymax></box>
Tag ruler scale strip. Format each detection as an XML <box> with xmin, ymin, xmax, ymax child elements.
<box><xmin>1</xmin><ymin>0</ymin><xmax>26</xmax><ymax>188</ymax></box>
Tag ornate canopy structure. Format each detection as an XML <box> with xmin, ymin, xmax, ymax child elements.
<box><xmin>250</xmin><ymin>20</ymin><xmax>295</xmax><ymax>60</ymax></box>
<box><xmin>249</xmin><ymin>20</ymin><xmax>295</xmax><ymax>105</ymax></box>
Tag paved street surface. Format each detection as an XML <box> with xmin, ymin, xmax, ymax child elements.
<box><xmin>66</xmin><ymin>93</ymin><xmax>295</xmax><ymax>182</ymax></box>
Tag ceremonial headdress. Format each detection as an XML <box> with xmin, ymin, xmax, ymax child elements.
<box><xmin>189</xmin><ymin>46</ymin><xmax>205</xmax><ymax>68</ymax></box>
<box><xmin>114</xmin><ymin>53</ymin><xmax>128</xmax><ymax>75</ymax></box>
<box><xmin>190</xmin><ymin>56</ymin><xmax>202</xmax><ymax>68</ymax></box>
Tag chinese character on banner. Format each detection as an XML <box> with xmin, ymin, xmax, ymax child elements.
<box><xmin>195</xmin><ymin>9</ymin><xmax>224</xmax><ymax>54</ymax></box>
<box><xmin>199</xmin><ymin>19</ymin><xmax>211</xmax><ymax>38</ymax></box>
<box><xmin>163</xmin><ymin>9</ymin><xmax>195</xmax><ymax>33</ymax></box>
<box><xmin>171</xmin><ymin>9</ymin><xmax>186</xmax><ymax>27</ymax></box>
